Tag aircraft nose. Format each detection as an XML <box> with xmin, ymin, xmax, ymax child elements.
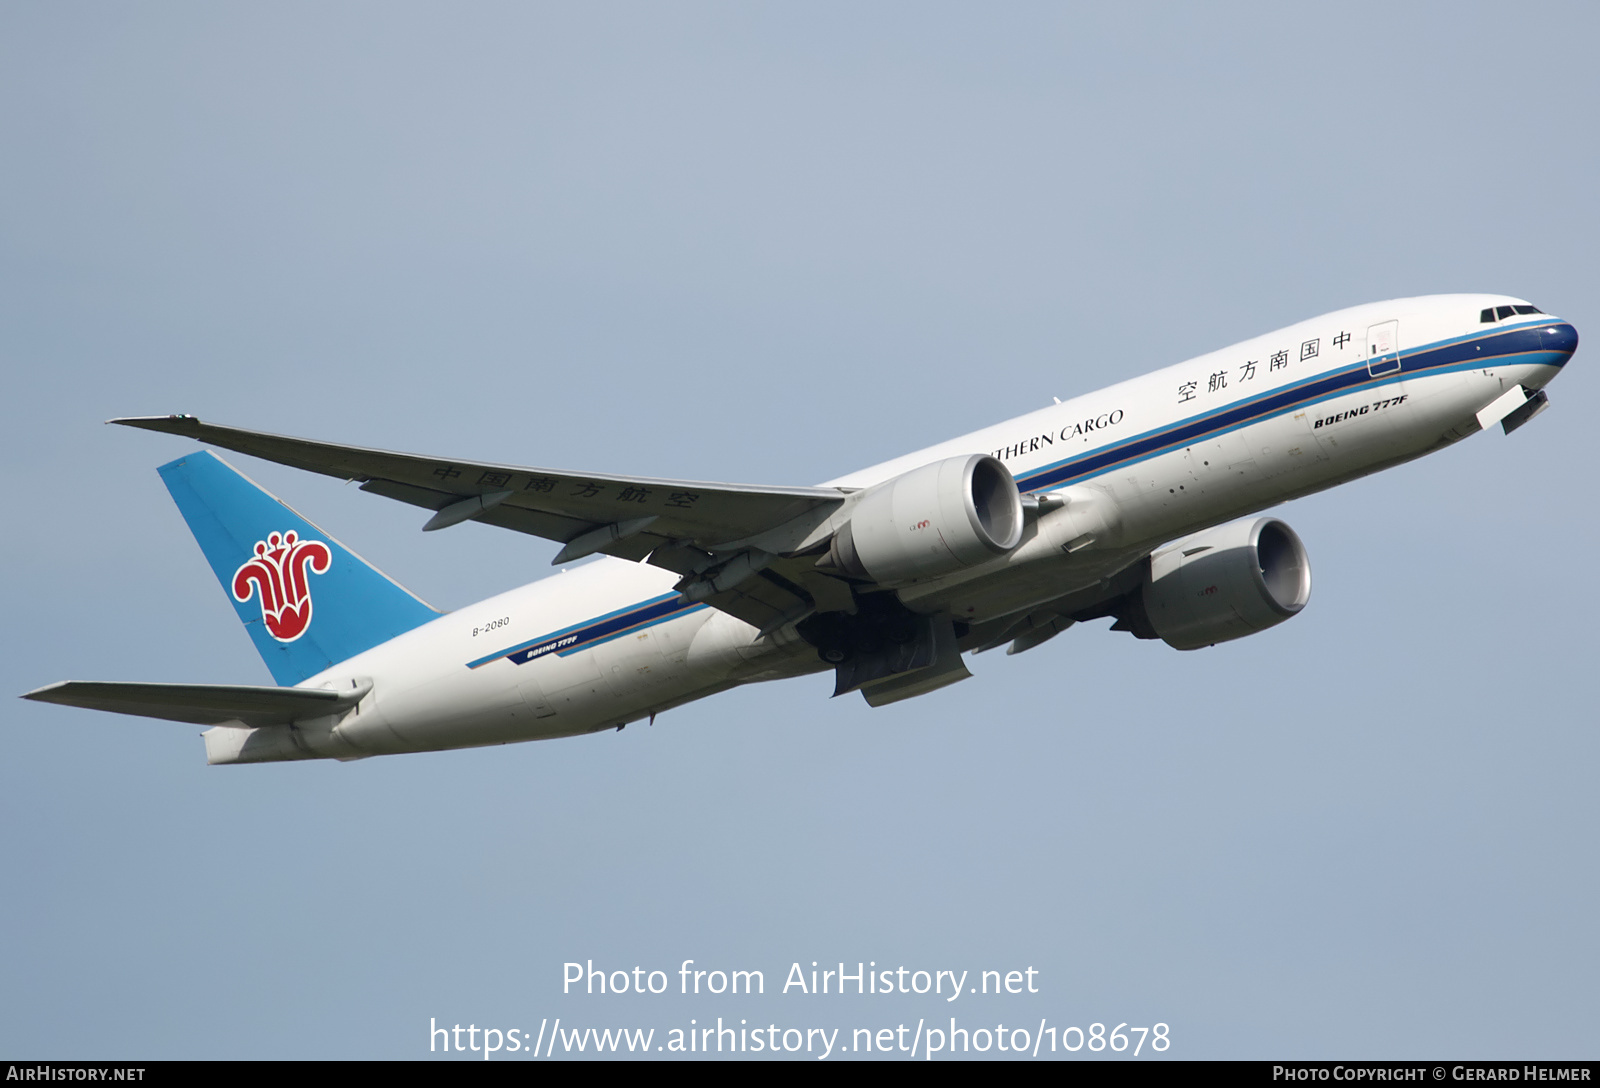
<box><xmin>1539</xmin><ymin>321</ymin><xmax>1579</xmax><ymax>363</ymax></box>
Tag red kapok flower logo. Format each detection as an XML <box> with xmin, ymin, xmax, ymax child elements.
<box><xmin>232</xmin><ymin>530</ymin><xmax>333</xmax><ymax>643</ymax></box>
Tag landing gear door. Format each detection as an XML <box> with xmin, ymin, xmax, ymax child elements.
<box><xmin>1366</xmin><ymin>320</ymin><xmax>1401</xmax><ymax>377</ymax></box>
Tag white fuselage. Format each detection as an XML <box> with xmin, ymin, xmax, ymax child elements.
<box><xmin>222</xmin><ymin>294</ymin><xmax>1572</xmax><ymax>763</ymax></box>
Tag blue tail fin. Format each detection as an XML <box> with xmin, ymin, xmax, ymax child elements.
<box><xmin>158</xmin><ymin>451</ymin><xmax>441</xmax><ymax>686</ymax></box>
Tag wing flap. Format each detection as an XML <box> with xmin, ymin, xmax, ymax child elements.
<box><xmin>22</xmin><ymin>681</ymin><xmax>367</xmax><ymax>728</ymax></box>
<box><xmin>697</xmin><ymin>560</ymin><xmax>820</xmax><ymax>634</ymax></box>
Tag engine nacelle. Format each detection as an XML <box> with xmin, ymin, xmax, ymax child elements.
<box><xmin>1141</xmin><ymin>517</ymin><xmax>1311</xmax><ymax>650</ymax></box>
<box><xmin>825</xmin><ymin>455</ymin><xmax>1024</xmax><ymax>585</ymax></box>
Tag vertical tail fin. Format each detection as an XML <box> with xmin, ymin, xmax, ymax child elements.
<box><xmin>158</xmin><ymin>451</ymin><xmax>440</xmax><ymax>686</ymax></box>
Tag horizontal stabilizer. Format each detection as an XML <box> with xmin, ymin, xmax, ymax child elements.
<box><xmin>22</xmin><ymin>680</ymin><xmax>369</xmax><ymax>728</ymax></box>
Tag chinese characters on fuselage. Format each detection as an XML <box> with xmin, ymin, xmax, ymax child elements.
<box><xmin>1175</xmin><ymin>333</ymin><xmax>1349</xmax><ymax>404</ymax></box>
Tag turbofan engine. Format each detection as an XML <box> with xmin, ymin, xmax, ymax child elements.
<box><xmin>1135</xmin><ymin>517</ymin><xmax>1311</xmax><ymax>650</ymax></box>
<box><xmin>821</xmin><ymin>454</ymin><xmax>1024</xmax><ymax>585</ymax></box>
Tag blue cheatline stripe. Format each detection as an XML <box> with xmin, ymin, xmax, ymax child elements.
<box><xmin>466</xmin><ymin>593</ymin><xmax>707</xmax><ymax>669</ymax></box>
<box><xmin>466</xmin><ymin>320</ymin><xmax>1575</xmax><ymax>671</ymax></box>
<box><xmin>1014</xmin><ymin>322</ymin><xmax>1574</xmax><ymax>493</ymax></box>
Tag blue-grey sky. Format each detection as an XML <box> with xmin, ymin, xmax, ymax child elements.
<box><xmin>3</xmin><ymin>2</ymin><xmax>1596</xmax><ymax>1060</ymax></box>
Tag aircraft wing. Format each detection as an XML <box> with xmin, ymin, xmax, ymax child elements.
<box><xmin>21</xmin><ymin>680</ymin><xmax>368</xmax><ymax>728</ymax></box>
<box><xmin>113</xmin><ymin>415</ymin><xmax>851</xmax><ymax>633</ymax></box>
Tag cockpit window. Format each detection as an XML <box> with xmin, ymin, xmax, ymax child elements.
<box><xmin>1481</xmin><ymin>304</ymin><xmax>1546</xmax><ymax>323</ymax></box>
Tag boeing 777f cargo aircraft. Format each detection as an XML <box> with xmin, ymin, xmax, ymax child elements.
<box><xmin>24</xmin><ymin>295</ymin><xmax>1578</xmax><ymax>763</ymax></box>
